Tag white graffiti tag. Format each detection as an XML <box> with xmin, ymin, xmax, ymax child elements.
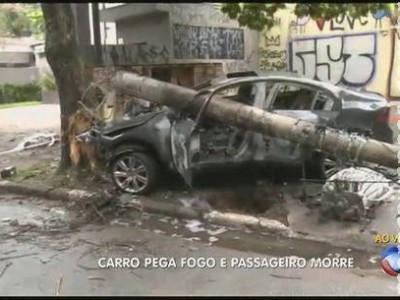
<box><xmin>290</xmin><ymin>33</ymin><xmax>376</xmax><ymax>87</ymax></box>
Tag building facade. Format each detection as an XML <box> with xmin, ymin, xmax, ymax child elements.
<box><xmin>259</xmin><ymin>6</ymin><xmax>399</xmax><ymax>101</ymax></box>
<box><xmin>0</xmin><ymin>37</ymin><xmax>39</xmax><ymax>85</ymax></box>
<box><xmin>98</xmin><ymin>3</ymin><xmax>259</xmax><ymax>87</ymax></box>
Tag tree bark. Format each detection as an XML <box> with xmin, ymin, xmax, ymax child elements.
<box><xmin>114</xmin><ymin>71</ymin><xmax>399</xmax><ymax>169</ymax></box>
<box><xmin>41</xmin><ymin>4</ymin><xmax>89</xmax><ymax>170</ymax></box>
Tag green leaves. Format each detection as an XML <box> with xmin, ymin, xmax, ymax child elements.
<box><xmin>0</xmin><ymin>4</ymin><xmax>44</xmax><ymax>38</ymax></box>
<box><xmin>221</xmin><ymin>3</ymin><xmax>392</xmax><ymax>30</ymax></box>
<box><xmin>26</xmin><ymin>5</ymin><xmax>44</xmax><ymax>37</ymax></box>
<box><xmin>222</xmin><ymin>3</ymin><xmax>286</xmax><ymax>31</ymax></box>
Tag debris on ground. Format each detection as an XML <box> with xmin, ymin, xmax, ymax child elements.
<box><xmin>178</xmin><ymin>195</ymin><xmax>213</xmax><ymax>211</ymax></box>
<box><xmin>321</xmin><ymin>167</ymin><xmax>394</xmax><ymax>221</ymax></box>
<box><xmin>55</xmin><ymin>274</ymin><xmax>63</xmax><ymax>296</ymax></box>
<box><xmin>188</xmin><ymin>246</ymin><xmax>199</xmax><ymax>252</ymax></box>
<box><xmin>0</xmin><ymin>166</ymin><xmax>16</xmax><ymax>179</ymax></box>
<box><xmin>110</xmin><ymin>219</ymin><xmax>130</xmax><ymax>227</ymax></box>
<box><xmin>207</xmin><ymin>227</ymin><xmax>227</xmax><ymax>236</ymax></box>
<box><xmin>87</xmin><ymin>276</ymin><xmax>106</xmax><ymax>281</ymax></box>
<box><xmin>0</xmin><ymin>261</ymin><xmax>12</xmax><ymax>279</ymax></box>
<box><xmin>40</xmin><ymin>257</ymin><xmax>51</xmax><ymax>264</ymax></box>
<box><xmin>184</xmin><ymin>219</ymin><xmax>206</xmax><ymax>233</ymax></box>
<box><xmin>0</xmin><ymin>132</ymin><xmax>60</xmax><ymax>156</ymax></box>
<box><xmin>208</xmin><ymin>236</ymin><xmax>219</xmax><ymax>243</ymax></box>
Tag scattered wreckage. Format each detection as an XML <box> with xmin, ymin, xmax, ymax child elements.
<box><xmin>0</xmin><ymin>132</ymin><xmax>60</xmax><ymax>156</ymax></box>
<box><xmin>0</xmin><ymin>132</ymin><xmax>60</xmax><ymax>179</ymax></box>
<box><xmin>80</xmin><ymin>71</ymin><xmax>398</xmax><ymax>197</ymax></box>
<box><xmin>320</xmin><ymin>166</ymin><xmax>396</xmax><ymax>221</ymax></box>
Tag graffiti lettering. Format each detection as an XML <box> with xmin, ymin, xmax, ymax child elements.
<box><xmin>224</xmin><ymin>50</ymin><xmax>256</xmax><ymax>73</ymax></box>
<box><xmin>264</xmin><ymin>34</ymin><xmax>281</xmax><ymax>46</ymax></box>
<box><xmin>290</xmin><ymin>16</ymin><xmax>310</xmax><ymax>34</ymax></box>
<box><xmin>289</xmin><ymin>33</ymin><xmax>376</xmax><ymax>87</ymax></box>
<box><xmin>316</xmin><ymin>18</ymin><xmax>325</xmax><ymax>31</ymax></box>
<box><xmin>259</xmin><ymin>49</ymin><xmax>287</xmax><ymax>71</ymax></box>
<box><xmin>273</xmin><ymin>17</ymin><xmax>281</xmax><ymax>27</ymax></box>
<box><xmin>138</xmin><ymin>44</ymin><xmax>169</xmax><ymax>64</ymax></box>
<box><xmin>87</xmin><ymin>44</ymin><xmax>170</xmax><ymax>66</ymax></box>
<box><xmin>329</xmin><ymin>14</ymin><xmax>369</xmax><ymax>31</ymax></box>
<box><xmin>372</xmin><ymin>9</ymin><xmax>391</xmax><ymax>29</ymax></box>
<box><xmin>173</xmin><ymin>24</ymin><xmax>244</xmax><ymax>60</ymax></box>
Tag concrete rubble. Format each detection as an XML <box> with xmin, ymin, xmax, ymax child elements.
<box><xmin>321</xmin><ymin>167</ymin><xmax>394</xmax><ymax>221</ymax></box>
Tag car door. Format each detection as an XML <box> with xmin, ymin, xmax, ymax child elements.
<box><xmin>170</xmin><ymin>81</ymin><xmax>266</xmax><ymax>185</ymax></box>
<box><xmin>262</xmin><ymin>82</ymin><xmax>341</xmax><ymax>162</ymax></box>
<box><xmin>170</xmin><ymin>117</ymin><xmax>200</xmax><ymax>187</ymax></box>
<box><xmin>262</xmin><ymin>82</ymin><xmax>320</xmax><ymax>162</ymax></box>
<box><xmin>310</xmin><ymin>90</ymin><xmax>341</xmax><ymax>126</ymax></box>
<box><xmin>191</xmin><ymin>82</ymin><xmax>267</xmax><ymax>165</ymax></box>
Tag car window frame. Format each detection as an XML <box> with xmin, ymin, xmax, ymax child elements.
<box><xmin>265</xmin><ymin>80</ymin><xmax>341</xmax><ymax>112</ymax></box>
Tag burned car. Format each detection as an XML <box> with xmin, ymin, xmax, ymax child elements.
<box><xmin>89</xmin><ymin>72</ymin><xmax>393</xmax><ymax>194</ymax></box>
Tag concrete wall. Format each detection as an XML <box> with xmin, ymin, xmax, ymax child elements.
<box><xmin>0</xmin><ymin>67</ymin><xmax>39</xmax><ymax>85</ymax></box>
<box><xmin>0</xmin><ymin>51</ymin><xmax>38</xmax><ymax>85</ymax></box>
<box><xmin>167</xmin><ymin>3</ymin><xmax>259</xmax><ymax>73</ymax></box>
<box><xmin>0</xmin><ymin>51</ymin><xmax>33</xmax><ymax>65</ymax></box>
<box><xmin>116</xmin><ymin>13</ymin><xmax>171</xmax><ymax>63</ymax></box>
<box><xmin>0</xmin><ymin>40</ymin><xmax>38</xmax><ymax>85</ymax></box>
<box><xmin>112</xmin><ymin>4</ymin><xmax>259</xmax><ymax>73</ymax></box>
<box><xmin>259</xmin><ymin>7</ymin><xmax>398</xmax><ymax>101</ymax></box>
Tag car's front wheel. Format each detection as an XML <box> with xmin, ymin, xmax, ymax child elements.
<box><xmin>111</xmin><ymin>152</ymin><xmax>159</xmax><ymax>195</ymax></box>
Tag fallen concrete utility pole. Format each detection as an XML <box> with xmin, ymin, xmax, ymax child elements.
<box><xmin>113</xmin><ymin>71</ymin><xmax>399</xmax><ymax>169</ymax></box>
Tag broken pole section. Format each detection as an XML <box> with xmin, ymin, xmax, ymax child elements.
<box><xmin>113</xmin><ymin>71</ymin><xmax>399</xmax><ymax>169</ymax></box>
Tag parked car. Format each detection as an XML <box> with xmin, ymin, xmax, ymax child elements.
<box><xmin>86</xmin><ymin>71</ymin><xmax>394</xmax><ymax>194</ymax></box>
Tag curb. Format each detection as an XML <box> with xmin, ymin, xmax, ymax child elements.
<box><xmin>0</xmin><ymin>180</ymin><xmax>294</xmax><ymax>237</ymax></box>
<box><xmin>0</xmin><ymin>180</ymin><xmax>111</xmax><ymax>208</ymax></box>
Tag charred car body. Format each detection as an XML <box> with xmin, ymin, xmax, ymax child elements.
<box><xmin>88</xmin><ymin>72</ymin><xmax>393</xmax><ymax>194</ymax></box>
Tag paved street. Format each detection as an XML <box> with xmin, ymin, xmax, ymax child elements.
<box><xmin>0</xmin><ymin>193</ymin><xmax>397</xmax><ymax>296</ymax></box>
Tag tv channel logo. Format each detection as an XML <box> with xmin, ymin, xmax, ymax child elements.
<box><xmin>381</xmin><ymin>245</ymin><xmax>400</xmax><ymax>276</ymax></box>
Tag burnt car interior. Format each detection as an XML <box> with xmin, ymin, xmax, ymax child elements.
<box><xmin>271</xmin><ymin>83</ymin><xmax>335</xmax><ymax>111</ymax></box>
<box><xmin>195</xmin><ymin>84</ymin><xmax>257</xmax><ymax>161</ymax></box>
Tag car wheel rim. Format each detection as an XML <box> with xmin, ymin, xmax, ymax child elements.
<box><xmin>113</xmin><ymin>155</ymin><xmax>149</xmax><ymax>193</ymax></box>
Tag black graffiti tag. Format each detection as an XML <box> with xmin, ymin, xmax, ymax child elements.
<box><xmin>173</xmin><ymin>24</ymin><xmax>245</xmax><ymax>60</ymax></box>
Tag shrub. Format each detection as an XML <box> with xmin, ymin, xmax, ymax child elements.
<box><xmin>38</xmin><ymin>72</ymin><xmax>56</xmax><ymax>92</ymax></box>
<box><xmin>0</xmin><ymin>82</ymin><xmax>42</xmax><ymax>103</ymax></box>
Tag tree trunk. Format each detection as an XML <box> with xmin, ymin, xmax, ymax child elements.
<box><xmin>41</xmin><ymin>4</ymin><xmax>90</xmax><ymax>171</ymax></box>
<box><xmin>114</xmin><ymin>71</ymin><xmax>399</xmax><ymax>169</ymax></box>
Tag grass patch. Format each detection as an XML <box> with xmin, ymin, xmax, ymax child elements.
<box><xmin>12</xmin><ymin>161</ymin><xmax>59</xmax><ymax>184</ymax></box>
<box><xmin>11</xmin><ymin>161</ymin><xmax>113</xmax><ymax>191</ymax></box>
<box><xmin>0</xmin><ymin>101</ymin><xmax>41</xmax><ymax>110</ymax></box>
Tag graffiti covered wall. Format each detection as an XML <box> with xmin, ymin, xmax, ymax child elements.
<box><xmin>259</xmin><ymin>7</ymin><xmax>399</xmax><ymax>100</ymax></box>
<box><xmin>169</xmin><ymin>3</ymin><xmax>259</xmax><ymax>73</ymax></box>
<box><xmin>172</xmin><ymin>25</ymin><xmax>245</xmax><ymax>60</ymax></box>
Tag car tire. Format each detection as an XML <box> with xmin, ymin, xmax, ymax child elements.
<box><xmin>111</xmin><ymin>152</ymin><xmax>159</xmax><ymax>195</ymax></box>
<box><xmin>304</xmin><ymin>151</ymin><xmax>326</xmax><ymax>180</ymax></box>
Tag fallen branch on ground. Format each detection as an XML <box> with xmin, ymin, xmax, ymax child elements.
<box><xmin>0</xmin><ymin>262</ymin><xmax>12</xmax><ymax>279</ymax></box>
